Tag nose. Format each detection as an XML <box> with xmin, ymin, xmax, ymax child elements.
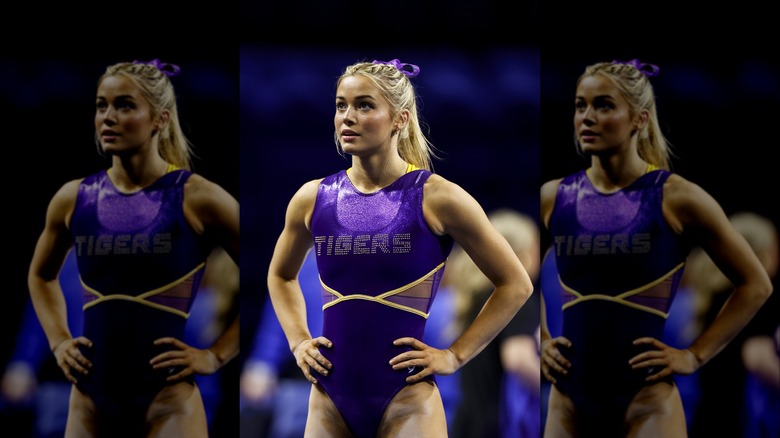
<box><xmin>341</xmin><ymin>105</ymin><xmax>356</xmax><ymax>125</ymax></box>
<box><xmin>100</xmin><ymin>105</ymin><xmax>117</xmax><ymax>126</ymax></box>
<box><xmin>580</xmin><ymin>106</ymin><xmax>596</xmax><ymax>126</ymax></box>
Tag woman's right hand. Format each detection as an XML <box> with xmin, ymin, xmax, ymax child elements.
<box><xmin>52</xmin><ymin>336</ymin><xmax>93</xmax><ymax>384</ymax></box>
<box><xmin>541</xmin><ymin>336</ymin><xmax>572</xmax><ymax>384</ymax></box>
<box><xmin>293</xmin><ymin>336</ymin><xmax>333</xmax><ymax>385</ymax></box>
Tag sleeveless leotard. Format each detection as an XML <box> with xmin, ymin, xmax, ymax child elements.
<box><xmin>310</xmin><ymin>166</ymin><xmax>453</xmax><ymax>438</ymax></box>
<box><xmin>69</xmin><ymin>168</ymin><xmax>212</xmax><ymax>433</ymax></box>
<box><xmin>548</xmin><ymin>168</ymin><xmax>691</xmax><ymax>434</ymax></box>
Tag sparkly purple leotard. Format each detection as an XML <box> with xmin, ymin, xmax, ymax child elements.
<box><xmin>548</xmin><ymin>168</ymin><xmax>691</xmax><ymax>434</ymax></box>
<box><xmin>310</xmin><ymin>168</ymin><xmax>453</xmax><ymax>438</ymax></box>
<box><xmin>69</xmin><ymin>169</ymin><xmax>212</xmax><ymax>432</ymax></box>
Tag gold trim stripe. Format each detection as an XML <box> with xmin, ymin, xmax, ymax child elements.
<box><xmin>80</xmin><ymin>263</ymin><xmax>206</xmax><ymax>318</ymax></box>
<box><xmin>560</xmin><ymin>262</ymin><xmax>684</xmax><ymax>318</ymax></box>
<box><xmin>321</xmin><ymin>261</ymin><xmax>445</xmax><ymax>318</ymax></box>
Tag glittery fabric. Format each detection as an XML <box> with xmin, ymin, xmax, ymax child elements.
<box><xmin>310</xmin><ymin>169</ymin><xmax>453</xmax><ymax>438</ymax></box>
<box><xmin>68</xmin><ymin>169</ymin><xmax>212</xmax><ymax>426</ymax></box>
<box><xmin>547</xmin><ymin>169</ymin><xmax>691</xmax><ymax>429</ymax></box>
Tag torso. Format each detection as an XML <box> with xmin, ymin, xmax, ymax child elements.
<box><xmin>308</xmin><ymin>167</ymin><xmax>453</xmax><ymax>437</ymax></box>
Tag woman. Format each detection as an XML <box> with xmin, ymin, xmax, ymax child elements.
<box><xmin>267</xmin><ymin>58</ymin><xmax>534</xmax><ymax>438</ymax></box>
<box><xmin>28</xmin><ymin>59</ymin><xmax>240</xmax><ymax>438</ymax></box>
<box><xmin>539</xmin><ymin>59</ymin><xmax>772</xmax><ymax>437</ymax></box>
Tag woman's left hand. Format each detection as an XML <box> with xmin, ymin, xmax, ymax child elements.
<box><xmin>389</xmin><ymin>337</ymin><xmax>459</xmax><ymax>383</ymax></box>
<box><xmin>629</xmin><ymin>337</ymin><xmax>700</xmax><ymax>382</ymax></box>
<box><xmin>150</xmin><ymin>337</ymin><xmax>221</xmax><ymax>382</ymax></box>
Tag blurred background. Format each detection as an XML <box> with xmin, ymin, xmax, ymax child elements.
<box><xmin>0</xmin><ymin>51</ymin><xmax>240</xmax><ymax>437</ymax></box>
<box><xmin>540</xmin><ymin>44</ymin><xmax>780</xmax><ymax>437</ymax></box>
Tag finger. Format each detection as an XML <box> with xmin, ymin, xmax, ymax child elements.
<box><xmin>313</xmin><ymin>337</ymin><xmax>333</xmax><ymax>349</ymax></box>
<box><xmin>74</xmin><ymin>337</ymin><xmax>94</xmax><ymax>349</ymax></box>
<box><xmin>389</xmin><ymin>351</ymin><xmax>424</xmax><ymax>366</ymax></box>
<box><xmin>301</xmin><ymin>366</ymin><xmax>317</xmax><ymax>385</ymax></box>
<box><xmin>166</xmin><ymin>367</ymin><xmax>193</xmax><ymax>382</ymax></box>
<box><xmin>631</xmin><ymin>357</ymin><xmax>668</xmax><ymax>370</ymax></box>
<box><xmin>154</xmin><ymin>337</ymin><xmax>187</xmax><ymax>349</ymax></box>
<box><xmin>150</xmin><ymin>351</ymin><xmax>187</xmax><ymax>366</ymax></box>
<box><xmin>405</xmin><ymin>366</ymin><xmax>430</xmax><ymax>383</ymax></box>
<box><xmin>70</xmin><ymin>347</ymin><xmax>92</xmax><ymax>369</ymax></box>
<box><xmin>391</xmin><ymin>357</ymin><xmax>426</xmax><ymax>371</ymax></box>
<box><xmin>628</xmin><ymin>351</ymin><xmax>664</xmax><ymax>365</ymax></box>
<box><xmin>62</xmin><ymin>368</ymin><xmax>78</xmax><ymax>384</ymax></box>
<box><xmin>541</xmin><ymin>364</ymin><xmax>557</xmax><ymax>384</ymax></box>
<box><xmin>645</xmin><ymin>366</ymin><xmax>672</xmax><ymax>382</ymax></box>
<box><xmin>554</xmin><ymin>337</ymin><xmax>573</xmax><ymax>348</ymax></box>
<box><xmin>152</xmin><ymin>357</ymin><xmax>190</xmax><ymax>370</ymax></box>
<box><xmin>65</xmin><ymin>355</ymin><xmax>89</xmax><ymax>375</ymax></box>
<box><xmin>542</xmin><ymin>354</ymin><xmax>568</xmax><ymax>375</ymax></box>
<box><xmin>308</xmin><ymin>348</ymin><xmax>332</xmax><ymax>370</ymax></box>
<box><xmin>633</xmin><ymin>337</ymin><xmax>664</xmax><ymax>348</ymax></box>
<box><xmin>393</xmin><ymin>337</ymin><xmax>424</xmax><ymax>349</ymax></box>
<box><xmin>305</xmin><ymin>355</ymin><xmax>330</xmax><ymax>376</ymax></box>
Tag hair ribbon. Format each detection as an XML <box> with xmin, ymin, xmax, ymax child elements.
<box><xmin>132</xmin><ymin>59</ymin><xmax>181</xmax><ymax>77</ymax></box>
<box><xmin>372</xmin><ymin>59</ymin><xmax>420</xmax><ymax>78</ymax></box>
<box><xmin>612</xmin><ymin>59</ymin><xmax>659</xmax><ymax>77</ymax></box>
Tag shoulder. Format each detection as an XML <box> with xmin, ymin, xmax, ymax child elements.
<box><xmin>183</xmin><ymin>173</ymin><xmax>236</xmax><ymax>205</ymax></box>
<box><xmin>51</xmin><ymin>178</ymin><xmax>85</xmax><ymax>209</ymax></box>
<box><xmin>422</xmin><ymin>173</ymin><xmax>473</xmax><ymax>208</ymax></box>
<box><xmin>540</xmin><ymin>177</ymin><xmax>564</xmax><ymax>230</ymax></box>
<box><xmin>662</xmin><ymin>173</ymin><xmax>723</xmax><ymax>234</ymax></box>
<box><xmin>291</xmin><ymin>178</ymin><xmax>325</xmax><ymax>208</ymax></box>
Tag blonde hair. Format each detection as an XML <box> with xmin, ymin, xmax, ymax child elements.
<box><xmin>337</xmin><ymin>61</ymin><xmax>439</xmax><ymax>171</ymax></box>
<box><xmin>578</xmin><ymin>62</ymin><xmax>674</xmax><ymax>170</ymax></box>
<box><xmin>99</xmin><ymin>62</ymin><xmax>193</xmax><ymax>170</ymax></box>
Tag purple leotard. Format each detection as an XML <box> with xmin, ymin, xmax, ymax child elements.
<box><xmin>69</xmin><ymin>168</ymin><xmax>212</xmax><ymax>432</ymax></box>
<box><xmin>548</xmin><ymin>169</ymin><xmax>691</xmax><ymax>434</ymax></box>
<box><xmin>310</xmin><ymin>168</ymin><xmax>453</xmax><ymax>438</ymax></box>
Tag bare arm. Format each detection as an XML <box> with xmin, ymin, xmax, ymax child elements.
<box><xmin>267</xmin><ymin>179</ymin><xmax>332</xmax><ymax>384</ymax></box>
<box><xmin>28</xmin><ymin>179</ymin><xmax>92</xmax><ymax>383</ymax></box>
<box><xmin>185</xmin><ymin>175</ymin><xmax>241</xmax><ymax>366</ymax></box>
<box><xmin>665</xmin><ymin>175</ymin><xmax>773</xmax><ymax>366</ymax></box>
<box><xmin>631</xmin><ymin>175</ymin><xmax>773</xmax><ymax>379</ymax></box>
<box><xmin>153</xmin><ymin>174</ymin><xmax>241</xmax><ymax>380</ymax></box>
<box><xmin>391</xmin><ymin>175</ymin><xmax>533</xmax><ymax>380</ymax></box>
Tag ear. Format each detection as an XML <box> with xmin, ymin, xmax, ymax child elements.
<box><xmin>634</xmin><ymin>109</ymin><xmax>649</xmax><ymax>131</ymax></box>
<box><xmin>394</xmin><ymin>109</ymin><xmax>410</xmax><ymax>131</ymax></box>
<box><xmin>155</xmin><ymin>110</ymin><xmax>171</xmax><ymax>132</ymax></box>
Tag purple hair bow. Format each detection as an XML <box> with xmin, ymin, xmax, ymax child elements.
<box><xmin>612</xmin><ymin>59</ymin><xmax>660</xmax><ymax>77</ymax></box>
<box><xmin>372</xmin><ymin>59</ymin><xmax>420</xmax><ymax>78</ymax></box>
<box><xmin>133</xmin><ymin>59</ymin><xmax>181</xmax><ymax>77</ymax></box>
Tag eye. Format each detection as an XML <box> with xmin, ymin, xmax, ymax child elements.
<box><xmin>96</xmin><ymin>101</ymin><xmax>107</xmax><ymax>111</ymax></box>
<box><xmin>574</xmin><ymin>101</ymin><xmax>586</xmax><ymax>111</ymax></box>
<box><xmin>358</xmin><ymin>101</ymin><xmax>374</xmax><ymax>110</ymax></box>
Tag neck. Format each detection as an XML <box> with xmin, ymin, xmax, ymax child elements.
<box><xmin>348</xmin><ymin>152</ymin><xmax>408</xmax><ymax>193</ymax></box>
<box><xmin>588</xmin><ymin>150</ymin><xmax>647</xmax><ymax>193</ymax></box>
<box><xmin>109</xmin><ymin>152</ymin><xmax>170</xmax><ymax>193</ymax></box>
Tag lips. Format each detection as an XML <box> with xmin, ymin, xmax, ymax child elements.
<box><xmin>340</xmin><ymin>130</ymin><xmax>358</xmax><ymax>141</ymax></box>
<box><xmin>101</xmin><ymin>129</ymin><xmax>120</xmax><ymax>141</ymax></box>
<box><xmin>579</xmin><ymin>130</ymin><xmax>599</xmax><ymax>141</ymax></box>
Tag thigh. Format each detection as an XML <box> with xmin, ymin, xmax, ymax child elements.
<box><xmin>64</xmin><ymin>385</ymin><xmax>99</xmax><ymax>438</ymax></box>
<box><xmin>378</xmin><ymin>381</ymin><xmax>447</xmax><ymax>438</ymax></box>
<box><xmin>625</xmin><ymin>381</ymin><xmax>687</xmax><ymax>438</ymax></box>
<box><xmin>145</xmin><ymin>381</ymin><xmax>208</xmax><ymax>438</ymax></box>
<box><xmin>304</xmin><ymin>384</ymin><xmax>353</xmax><ymax>438</ymax></box>
<box><xmin>543</xmin><ymin>385</ymin><xmax>577</xmax><ymax>438</ymax></box>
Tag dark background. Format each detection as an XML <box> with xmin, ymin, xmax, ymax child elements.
<box><xmin>1</xmin><ymin>49</ymin><xmax>240</xmax><ymax>437</ymax></box>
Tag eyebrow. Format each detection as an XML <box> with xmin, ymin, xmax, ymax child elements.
<box><xmin>96</xmin><ymin>94</ymin><xmax>137</xmax><ymax>100</ymax></box>
<box><xmin>575</xmin><ymin>94</ymin><xmax>616</xmax><ymax>100</ymax></box>
<box><xmin>335</xmin><ymin>94</ymin><xmax>376</xmax><ymax>101</ymax></box>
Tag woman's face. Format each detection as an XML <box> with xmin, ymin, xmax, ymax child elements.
<box><xmin>334</xmin><ymin>75</ymin><xmax>396</xmax><ymax>157</ymax></box>
<box><xmin>574</xmin><ymin>74</ymin><xmax>638</xmax><ymax>155</ymax></box>
<box><xmin>95</xmin><ymin>75</ymin><xmax>160</xmax><ymax>156</ymax></box>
